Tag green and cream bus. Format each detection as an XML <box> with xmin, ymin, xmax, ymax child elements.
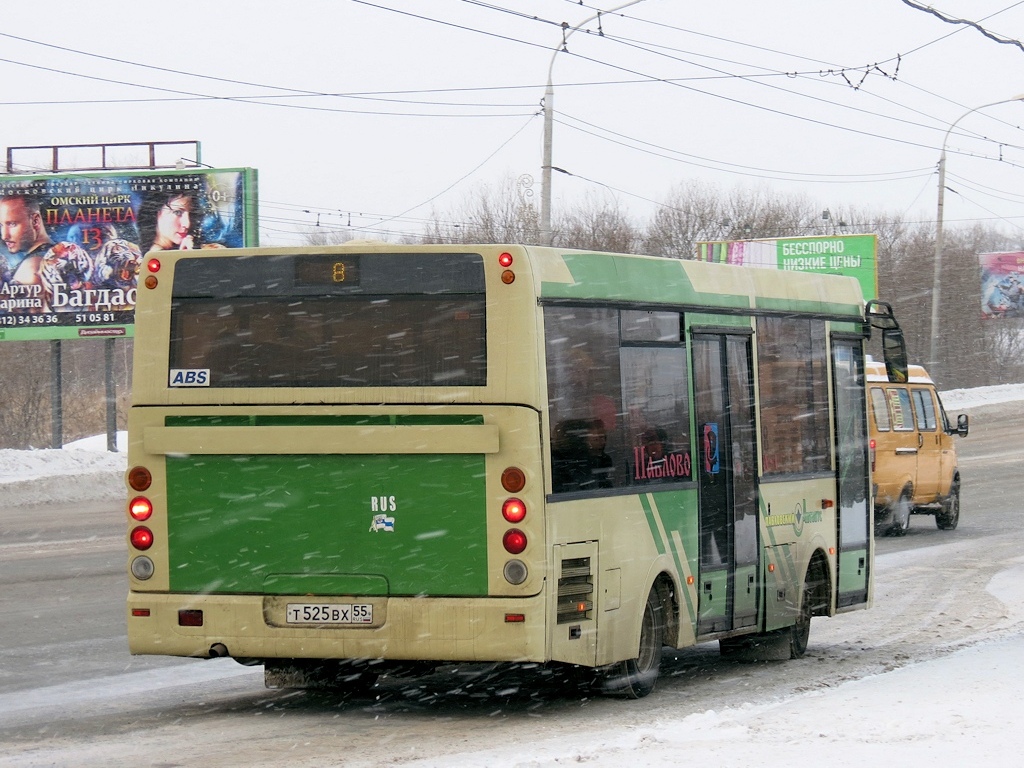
<box><xmin>125</xmin><ymin>243</ymin><xmax>905</xmax><ymax>698</ymax></box>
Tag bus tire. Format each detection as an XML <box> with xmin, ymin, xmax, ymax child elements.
<box><xmin>596</xmin><ymin>587</ymin><xmax>664</xmax><ymax>699</ymax></box>
<box><xmin>889</xmin><ymin>489</ymin><xmax>912</xmax><ymax>537</ymax></box>
<box><xmin>936</xmin><ymin>479</ymin><xmax>960</xmax><ymax>530</ymax></box>
<box><xmin>789</xmin><ymin>578</ymin><xmax>813</xmax><ymax>658</ymax></box>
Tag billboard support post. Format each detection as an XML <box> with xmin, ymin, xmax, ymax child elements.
<box><xmin>50</xmin><ymin>340</ymin><xmax>62</xmax><ymax>449</ymax></box>
<box><xmin>105</xmin><ymin>339</ymin><xmax>117</xmax><ymax>452</ymax></box>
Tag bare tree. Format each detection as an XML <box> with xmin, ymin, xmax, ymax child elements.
<box><xmin>554</xmin><ymin>194</ymin><xmax>642</xmax><ymax>253</ymax></box>
<box><xmin>422</xmin><ymin>177</ymin><xmax>540</xmax><ymax>245</ymax></box>
<box><xmin>644</xmin><ymin>181</ymin><xmax>727</xmax><ymax>259</ymax></box>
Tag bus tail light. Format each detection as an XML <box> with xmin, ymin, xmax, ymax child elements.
<box><xmin>501</xmin><ymin>466</ymin><xmax>526</xmax><ymax>493</ymax></box>
<box><xmin>498</xmin><ymin>252</ymin><xmax>513</xmax><ymax>267</ymax></box>
<box><xmin>128</xmin><ymin>466</ymin><xmax>152</xmax><ymax>491</ymax></box>
<box><xmin>178</xmin><ymin>610</ymin><xmax>204</xmax><ymax>627</ymax></box>
<box><xmin>130</xmin><ymin>526</ymin><xmax>154</xmax><ymax>550</ymax></box>
<box><xmin>869</xmin><ymin>438</ymin><xmax>876</xmax><ymax>472</ymax></box>
<box><xmin>502</xmin><ymin>498</ymin><xmax>526</xmax><ymax>523</ymax></box>
<box><xmin>129</xmin><ymin>496</ymin><xmax>153</xmax><ymax>521</ymax></box>
<box><xmin>502</xmin><ymin>529</ymin><xmax>527</xmax><ymax>554</ymax></box>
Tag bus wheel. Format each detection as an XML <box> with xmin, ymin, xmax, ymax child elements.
<box><xmin>789</xmin><ymin>579</ymin><xmax>813</xmax><ymax>658</ymax></box>
<box><xmin>889</xmin><ymin>490</ymin><xmax>912</xmax><ymax>537</ymax></box>
<box><xmin>936</xmin><ymin>480</ymin><xmax>960</xmax><ymax>530</ymax></box>
<box><xmin>596</xmin><ymin>588</ymin><xmax>664</xmax><ymax>699</ymax></box>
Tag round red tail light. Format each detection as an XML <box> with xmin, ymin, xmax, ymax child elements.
<box><xmin>498</xmin><ymin>252</ymin><xmax>513</xmax><ymax>267</ymax></box>
<box><xmin>502</xmin><ymin>498</ymin><xmax>526</xmax><ymax>523</ymax></box>
<box><xmin>147</xmin><ymin>258</ymin><xmax>161</xmax><ymax>273</ymax></box>
<box><xmin>130</xmin><ymin>526</ymin><xmax>154</xmax><ymax>550</ymax></box>
<box><xmin>129</xmin><ymin>496</ymin><xmax>153</xmax><ymax>521</ymax></box>
<box><xmin>503</xmin><ymin>528</ymin><xmax>527</xmax><ymax>554</ymax></box>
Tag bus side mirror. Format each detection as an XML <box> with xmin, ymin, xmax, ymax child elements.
<box><xmin>956</xmin><ymin>413</ymin><xmax>969</xmax><ymax>437</ymax></box>
<box><xmin>866</xmin><ymin>300</ymin><xmax>909</xmax><ymax>383</ymax></box>
<box><xmin>882</xmin><ymin>327</ymin><xmax>908</xmax><ymax>384</ymax></box>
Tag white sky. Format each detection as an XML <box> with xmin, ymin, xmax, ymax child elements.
<box><xmin>4</xmin><ymin>1</ymin><xmax>1024</xmax><ymax>246</ymax></box>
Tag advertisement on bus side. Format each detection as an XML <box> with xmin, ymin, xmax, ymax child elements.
<box><xmin>0</xmin><ymin>167</ymin><xmax>258</xmax><ymax>341</ymax></box>
<box><xmin>694</xmin><ymin>234</ymin><xmax>878</xmax><ymax>301</ymax></box>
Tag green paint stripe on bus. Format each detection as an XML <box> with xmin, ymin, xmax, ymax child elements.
<box><xmin>650</xmin><ymin>495</ymin><xmax>697</xmax><ymax>622</ymax></box>
<box><xmin>639</xmin><ymin>491</ymin><xmax>699</xmax><ymax>624</ymax></box>
<box><xmin>755</xmin><ymin>296</ymin><xmax>862</xmax><ymax>317</ymax></box>
<box><xmin>638</xmin><ymin>493</ymin><xmax>667</xmax><ymax>556</ymax></box>
<box><xmin>541</xmin><ymin>253</ymin><xmax>746</xmax><ymax>309</ymax></box>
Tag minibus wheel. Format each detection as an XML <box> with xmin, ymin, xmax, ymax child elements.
<box><xmin>936</xmin><ymin>480</ymin><xmax>960</xmax><ymax>530</ymax></box>
<box><xmin>889</xmin><ymin>490</ymin><xmax>912</xmax><ymax>537</ymax></box>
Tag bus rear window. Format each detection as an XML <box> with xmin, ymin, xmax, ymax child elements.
<box><xmin>169</xmin><ymin>253</ymin><xmax>486</xmax><ymax>387</ymax></box>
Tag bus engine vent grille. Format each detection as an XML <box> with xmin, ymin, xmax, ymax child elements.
<box><xmin>557</xmin><ymin>557</ymin><xmax>593</xmax><ymax>624</ymax></box>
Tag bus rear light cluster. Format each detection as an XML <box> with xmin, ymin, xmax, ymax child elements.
<box><xmin>499</xmin><ymin>252</ymin><xmax>515</xmax><ymax>284</ymax></box>
<box><xmin>869</xmin><ymin>438</ymin><xmax>876</xmax><ymax>472</ymax></box>
<box><xmin>500</xmin><ymin>466</ymin><xmax>528</xmax><ymax>562</ymax></box>
<box><xmin>144</xmin><ymin>259</ymin><xmax>160</xmax><ymax>289</ymax></box>
<box><xmin>128</xmin><ymin>465</ymin><xmax>156</xmax><ymax>578</ymax></box>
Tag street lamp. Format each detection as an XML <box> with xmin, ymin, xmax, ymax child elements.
<box><xmin>539</xmin><ymin>1</ymin><xmax>648</xmax><ymax>246</ymax></box>
<box><xmin>929</xmin><ymin>94</ymin><xmax>1024</xmax><ymax>380</ymax></box>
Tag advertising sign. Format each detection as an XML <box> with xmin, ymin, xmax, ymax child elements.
<box><xmin>0</xmin><ymin>167</ymin><xmax>258</xmax><ymax>341</ymax></box>
<box><xmin>695</xmin><ymin>234</ymin><xmax>878</xmax><ymax>300</ymax></box>
<box><xmin>978</xmin><ymin>251</ymin><xmax>1024</xmax><ymax>319</ymax></box>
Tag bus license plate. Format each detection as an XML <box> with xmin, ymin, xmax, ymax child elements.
<box><xmin>285</xmin><ymin>603</ymin><xmax>373</xmax><ymax>625</ymax></box>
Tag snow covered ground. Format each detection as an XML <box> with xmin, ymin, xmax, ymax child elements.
<box><xmin>1</xmin><ymin>384</ymin><xmax>1023</xmax><ymax>766</ymax></box>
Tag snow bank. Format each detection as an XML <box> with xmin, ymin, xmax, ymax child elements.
<box><xmin>0</xmin><ymin>431</ymin><xmax>127</xmax><ymax>506</ymax></box>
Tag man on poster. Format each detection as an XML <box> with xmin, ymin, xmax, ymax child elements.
<box><xmin>0</xmin><ymin>195</ymin><xmax>52</xmax><ymax>313</ymax></box>
<box><xmin>1</xmin><ymin>195</ymin><xmax>49</xmax><ymax>283</ymax></box>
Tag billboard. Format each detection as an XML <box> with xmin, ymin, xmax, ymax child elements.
<box><xmin>0</xmin><ymin>167</ymin><xmax>258</xmax><ymax>341</ymax></box>
<box><xmin>979</xmin><ymin>251</ymin><xmax>1024</xmax><ymax>319</ymax></box>
<box><xmin>694</xmin><ymin>234</ymin><xmax>878</xmax><ymax>301</ymax></box>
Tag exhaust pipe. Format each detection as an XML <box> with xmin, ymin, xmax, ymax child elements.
<box><xmin>209</xmin><ymin>643</ymin><xmax>230</xmax><ymax>658</ymax></box>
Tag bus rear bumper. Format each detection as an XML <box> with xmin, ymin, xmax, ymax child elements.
<box><xmin>127</xmin><ymin>592</ymin><xmax>549</xmax><ymax>663</ymax></box>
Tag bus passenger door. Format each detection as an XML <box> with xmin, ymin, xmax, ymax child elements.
<box><xmin>833</xmin><ymin>340</ymin><xmax>870</xmax><ymax>607</ymax></box>
<box><xmin>692</xmin><ymin>333</ymin><xmax>758</xmax><ymax>634</ymax></box>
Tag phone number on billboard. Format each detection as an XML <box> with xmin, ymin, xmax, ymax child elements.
<box><xmin>0</xmin><ymin>312</ymin><xmax>132</xmax><ymax>327</ymax></box>
<box><xmin>0</xmin><ymin>314</ymin><xmax>59</xmax><ymax>326</ymax></box>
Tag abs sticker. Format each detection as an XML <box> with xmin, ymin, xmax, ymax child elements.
<box><xmin>169</xmin><ymin>369</ymin><xmax>210</xmax><ymax>387</ymax></box>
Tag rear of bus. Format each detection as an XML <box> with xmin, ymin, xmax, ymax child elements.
<box><xmin>125</xmin><ymin>245</ymin><xmax>550</xmax><ymax>680</ymax></box>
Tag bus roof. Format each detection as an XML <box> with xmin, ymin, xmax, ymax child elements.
<box><xmin>529</xmin><ymin>246</ymin><xmax>865</xmax><ymax>318</ymax></box>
